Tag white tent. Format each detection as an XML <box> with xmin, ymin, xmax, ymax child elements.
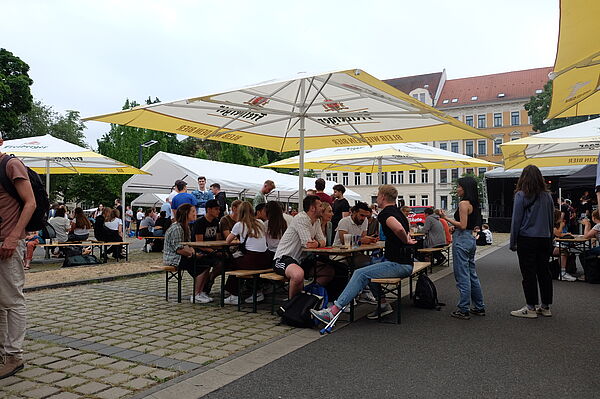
<box><xmin>131</xmin><ymin>193</ymin><xmax>168</xmax><ymax>208</ymax></box>
<box><xmin>123</xmin><ymin>152</ymin><xmax>362</xmax><ymax>203</ymax></box>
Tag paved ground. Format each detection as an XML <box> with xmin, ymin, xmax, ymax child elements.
<box><xmin>203</xmin><ymin>245</ymin><xmax>600</xmax><ymax>399</ymax></box>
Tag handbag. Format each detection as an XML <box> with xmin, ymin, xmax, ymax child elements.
<box><xmin>232</xmin><ymin>227</ymin><xmax>249</xmax><ymax>259</ymax></box>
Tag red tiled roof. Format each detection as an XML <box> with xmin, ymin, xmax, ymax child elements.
<box><xmin>437</xmin><ymin>67</ymin><xmax>552</xmax><ymax>108</ymax></box>
<box><xmin>383</xmin><ymin>72</ymin><xmax>443</xmax><ymax>98</ymax></box>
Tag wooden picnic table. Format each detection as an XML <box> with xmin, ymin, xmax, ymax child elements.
<box><xmin>555</xmin><ymin>235</ymin><xmax>595</xmax><ymax>279</ymax></box>
<box><xmin>38</xmin><ymin>241</ymin><xmax>130</xmax><ymax>262</ymax></box>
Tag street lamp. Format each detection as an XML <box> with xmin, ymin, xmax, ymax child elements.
<box><xmin>139</xmin><ymin>140</ymin><xmax>158</xmax><ymax>168</ymax></box>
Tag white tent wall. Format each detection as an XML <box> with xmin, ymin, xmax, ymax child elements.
<box><xmin>122</xmin><ymin>152</ymin><xmax>362</xmax><ymax>210</ymax></box>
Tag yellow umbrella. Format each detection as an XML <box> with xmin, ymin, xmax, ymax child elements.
<box><xmin>546</xmin><ymin>0</ymin><xmax>600</xmax><ymax>120</ymax></box>
<box><xmin>264</xmin><ymin>142</ymin><xmax>498</xmax><ymax>173</ymax></box>
<box><xmin>85</xmin><ymin>69</ymin><xmax>490</xmax><ymax>201</ymax></box>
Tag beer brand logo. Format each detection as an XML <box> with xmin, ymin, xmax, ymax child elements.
<box><xmin>565</xmin><ymin>80</ymin><xmax>591</xmax><ymax>102</ymax></box>
<box><xmin>323</xmin><ymin>99</ymin><xmax>348</xmax><ymax>112</ymax></box>
<box><xmin>244</xmin><ymin>96</ymin><xmax>270</xmax><ymax>107</ymax></box>
<box><xmin>25</xmin><ymin>141</ymin><xmax>41</xmax><ymax>145</ymax></box>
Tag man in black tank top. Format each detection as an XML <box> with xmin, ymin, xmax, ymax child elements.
<box><xmin>311</xmin><ymin>185</ymin><xmax>417</xmax><ymax>323</ymax></box>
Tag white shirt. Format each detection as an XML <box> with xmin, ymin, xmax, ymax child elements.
<box><xmin>136</xmin><ymin>211</ymin><xmax>144</xmax><ymax>221</ymax></box>
<box><xmin>333</xmin><ymin>215</ymin><xmax>367</xmax><ymax>246</ymax></box>
<box><xmin>232</xmin><ymin>220</ymin><xmax>267</xmax><ymax>253</ymax></box>
<box><xmin>482</xmin><ymin>229</ymin><xmax>493</xmax><ymax>244</ymax></box>
<box><xmin>283</xmin><ymin>213</ymin><xmax>294</xmax><ymax>226</ymax></box>
<box><xmin>167</xmin><ymin>190</ymin><xmax>178</xmax><ymax>202</ymax></box>
<box><xmin>105</xmin><ymin>218</ymin><xmax>123</xmax><ymax>231</ymax></box>
<box><xmin>274</xmin><ymin>212</ymin><xmax>326</xmax><ymax>262</ymax></box>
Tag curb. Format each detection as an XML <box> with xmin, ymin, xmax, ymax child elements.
<box><xmin>24</xmin><ymin>270</ymin><xmax>162</xmax><ymax>293</ymax></box>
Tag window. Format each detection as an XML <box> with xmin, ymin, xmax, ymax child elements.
<box><xmin>535</xmin><ymin>89</ymin><xmax>543</xmax><ymax>94</ymax></box>
<box><xmin>421</xmin><ymin>170</ymin><xmax>428</xmax><ymax>183</ymax></box>
<box><xmin>342</xmin><ymin>172</ymin><xmax>348</xmax><ymax>186</ymax></box>
<box><xmin>397</xmin><ymin>171</ymin><xmax>404</xmax><ymax>184</ymax></box>
<box><xmin>451</xmin><ymin>142</ymin><xmax>459</xmax><ymax>153</ymax></box>
<box><xmin>471</xmin><ymin>96</ymin><xmax>478</xmax><ymax>101</ymax></box>
<box><xmin>421</xmin><ymin>195</ymin><xmax>429</xmax><ymax>206</ymax></box>
<box><xmin>439</xmin><ymin>142</ymin><xmax>448</xmax><ymax>151</ymax></box>
<box><xmin>412</xmin><ymin>94</ymin><xmax>419</xmax><ymax>99</ymax></box>
<box><xmin>498</xmin><ymin>93</ymin><xmax>505</xmax><ymax>98</ymax></box>
<box><xmin>419</xmin><ymin>93</ymin><xmax>426</xmax><ymax>103</ymax></box>
<box><xmin>354</xmin><ymin>173</ymin><xmax>361</xmax><ymax>186</ymax></box>
<box><xmin>465</xmin><ymin>140</ymin><xmax>474</xmax><ymax>156</ymax></box>
<box><xmin>511</xmin><ymin>136</ymin><xmax>520</xmax><ymax>141</ymax></box>
<box><xmin>390</xmin><ymin>171</ymin><xmax>397</xmax><ymax>184</ymax></box>
<box><xmin>380</xmin><ymin>172</ymin><xmax>388</xmax><ymax>184</ymax></box>
<box><xmin>511</xmin><ymin>111</ymin><xmax>520</xmax><ymax>126</ymax></box>
<box><xmin>442</xmin><ymin>99</ymin><xmax>449</xmax><ymax>104</ymax></box>
<box><xmin>440</xmin><ymin>196</ymin><xmax>448</xmax><ymax>210</ymax></box>
<box><xmin>409</xmin><ymin>195</ymin><xmax>416</xmax><ymax>206</ymax></box>
<box><xmin>493</xmin><ymin>137</ymin><xmax>503</xmax><ymax>154</ymax></box>
<box><xmin>325</xmin><ymin>173</ymin><xmax>332</xmax><ymax>181</ymax></box>
<box><xmin>365</xmin><ymin>173</ymin><xmax>372</xmax><ymax>185</ymax></box>
<box><xmin>451</xmin><ymin>98</ymin><xmax>458</xmax><ymax>103</ymax></box>
<box><xmin>451</xmin><ymin>168</ymin><xmax>459</xmax><ymax>181</ymax></box>
<box><xmin>477</xmin><ymin>139</ymin><xmax>487</xmax><ymax>155</ymax></box>
<box><xmin>409</xmin><ymin>170</ymin><xmax>416</xmax><ymax>184</ymax></box>
<box><xmin>440</xmin><ymin>169</ymin><xmax>448</xmax><ymax>184</ymax></box>
<box><xmin>332</xmin><ymin>173</ymin><xmax>338</xmax><ymax>183</ymax></box>
<box><xmin>398</xmin><ymin>195</ymin><xmax>405</xmax><ymax>206</ymax></box>
<box><xmin>478</xmin><ymin>167</ymin><xmax>487</xmax><ymax>176</ymax></box>
<box><xmin>465</xmin><ymin>115</ymin><xmax>474</xmax><ymax>127</ymax></box>
<box><xmin>466</xmin><ymin>168</ymin><xmax>474</xmax><ymax>175</ymax></box>
<box><xmin>477</xmin><ymin>114</ymin><xmax>486</xmax><ymax>129</ymax></box>
<box><xmin>493</xmin><ymin>112</ymin><xmax>502</xmax><ymax>127</ymax></box>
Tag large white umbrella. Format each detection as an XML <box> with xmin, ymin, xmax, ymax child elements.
<box><xmin>0</xmin><ymin>135</ymin><xmax>147</xmax><ymax>194</ymax></box>
<box><xmin>501</xmin><ymin>117</ymin><xmax>600</xmax><ymax>169</ymax></box>
<box><xmin>85</xmin><ymin>69</ymin><xmax>490</xmax><ymax>204</ymax></box>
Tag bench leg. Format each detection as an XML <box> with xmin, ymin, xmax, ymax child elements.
<box><xmin>220</xmin><ymin>268</ymin><xmax>226</xmax><ymax>307</ymax></box>
<box><xmin>252</xmin><ymin>277</ymin><xmax>258</xmax><ymax>313</ymax></box>
<box><xmin>178</xmin><ymin>269</ymin><xmax>183</xmax><ymax>303</ymax></box>
<box><xmin>396</xmin><ymin>283</ymin><xmax>401</xmax><ymax>324</ymax></box>
<box><xmin>409</xmin><ymin>275</ymin><xmax>414</xmax><ymax>299</ymax></box>
<box><xmin>165</xmin><ymin>271</ymin><xmax>169</xmax><ymax>301</ymax></box>
<box><xmin>271</xmin><ymin>281</ymin><xmax>277</xmax><ymax>315</ymax></box>
<box><xmin>376</xmin><ymin>283</ymin><xmax>382</xmax><ymax>323</ymax></box>
<box><xmin>237</xmin><ymin>278</ymin><xmax>242</xmax><ymax>312</ymax></box>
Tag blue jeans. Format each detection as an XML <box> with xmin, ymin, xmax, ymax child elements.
<box><xmin>334</xmin><ymin>261</ymin><xmax>413</xmax><ymax>308</ymax></box>
<box><xmin>452</xmin><ymin>229</ymin><xmax>485</xmax><ymax>312</ymax></box>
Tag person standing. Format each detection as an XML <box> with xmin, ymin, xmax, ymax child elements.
<box><xmin>253</xmin><ymin>180</ymin><xmax>275</xmax><ymax>207</ymax></box>
<box><xmin>440</xmin><ymin>176</ymin><xmax>485</xmax><ymax>320</ymax></box>
<box><xmin>160</xmin><ymin>197</ymin><xmax>172</xmax><ymax>219</ymax></box>
<box><xmin>509</xmin><ymin>165</ymin><xmax>555</xmax><ymax>318</ymax></box>
<box><xmin>314</xmin><ymin>178</ymin><xmax>333</xmax><ymax>205</ymax></box>
<box><xmin>210</xmin><ymin>183</ymin><xmax>227</xmax><ymax>219</ymax></box>
<box><xmin>331</xmin><ymin>184</ymin><xmax>350</xmax><ymax>243</ymax></box>
<box><xmin>0</xmin><ymin>134</ymin><xmax>36</xmax><ymax>379</ymax></box>
<box><xmin>135</xmin><ymin>208</ymin><xmax>144</xmax><ymax>237</ymax></box>
<box><xmin>124</xmin><ymin>206</ymin><xmax>133</xmax><ymax>235</ymax></box>
<box><xmin>191</xmin><ymin>176</ymin><xmax>214</xmax><ymax>216</ymax></box>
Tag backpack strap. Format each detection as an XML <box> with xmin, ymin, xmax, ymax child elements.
<box><xmin>0</xmin><ymin>155</ymin><xmax>23</xmax><ymax>204</ymax></box>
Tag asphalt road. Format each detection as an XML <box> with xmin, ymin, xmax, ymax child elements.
<box><xmin>204</xmin><ymin>245</ymin><xmax>600</xmax><ymax>399</ymax></box>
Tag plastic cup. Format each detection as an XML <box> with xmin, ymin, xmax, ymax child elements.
<box><xmin>343</xmin><ymin>234</ymin><xmax>352</xmax><ymax>248</ymax></box>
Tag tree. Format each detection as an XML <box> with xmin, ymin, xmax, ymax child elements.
<box><xmin>10</xmin><ymin>100</ymin><xmax>54</xmax><ymax>139</ymax></box>
<box><xmin>524</xmin><ymin>81</ymin><xmax>597</xmax><ymax>133</ymax></box>
<box><xmin>451</xmin><ymin>172</ymin><xmax>486</xmax><ymax>208</ymax></box>
<box><xmin>0</xmin><ymin>49</ymin><xmax>33</xmax><ymax>138</ymax></box>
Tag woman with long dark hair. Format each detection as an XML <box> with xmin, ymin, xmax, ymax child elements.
<box><xmin>441</xmin><ymin>176</ymin><xmax>485</xmax><ymax>320</ymax></box>
<box><xmin>264</xmin><ymin>201</ymin><xmax>288</xmax><ymax>258</ymax></box>
<box><xmin>68</xmin><ymin>207</ymin><xmax>92</xmax><ymax>241</ymax></box>
<box><xmin>509</xmin><ymin>165</ymin><xmax>555</xmax><ymax>318</ymax></box>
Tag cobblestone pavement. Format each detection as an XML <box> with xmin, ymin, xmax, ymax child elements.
<box><xmin>2</xmin><ymin>274</ymin><xmax>292</xmax><ymax>398</ymax></box>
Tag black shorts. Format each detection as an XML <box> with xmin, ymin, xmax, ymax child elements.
<box><xmin>273</xmin><ymin>255</ymin><xmax>317</xmax><ymax>276</ymax></box>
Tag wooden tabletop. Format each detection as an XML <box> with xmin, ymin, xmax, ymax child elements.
<box><xmin>181</xmin><ymin>240</ymin><xmax>240</xmax><ymax>247</ymax></box>
<box><xmin>555</xmin><ymin>236</ymin><xmax>594</xmax><ymax>242</ymax></box>
<box><xmin>303</xmin><ymin>241</ymin><xmax>384</xmax><ymax>254</ymax></box>
<box><xmin>411</xmin><ymin>233</ymin><xmax>425</xmax><ymax>237</ymax></box>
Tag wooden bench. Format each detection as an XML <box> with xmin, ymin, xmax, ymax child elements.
<box><xmin>417</xmin><ymin>245</ymin><xmax>450</xmax><ymax>269</ymax></box>
<box><xmin>38</xmin><ymin>241</ymin><xmax>130</xmax><ymax>262</ymax></box>
<box><xmin>139</xmin><ymin>236</ymin><xmax>165</xmax><ymax>252</ymax></box>
<box><xmin>151</xmin><ymin>265</ymin><xmax>182</xmax><ymax>302</ymax></box>
<box><xmin>224</xmin><ymin>268</ymin><xmax>273</xmax><ymax>312</ymax></box>
<box><xmin>370</xmin><ymin>261</ymin><xmax>431</xmax><ymax>324</ymax></box>
<box><xmin>259</xmin><ymin>272</ymin><xmax>289</xmax><ymax>314</ymax></box>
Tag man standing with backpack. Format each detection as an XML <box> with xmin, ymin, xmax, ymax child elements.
<box><xmin>0</xmin><ymin>133</ymin><xmax>36</xmax><ymax>379</ymax></box>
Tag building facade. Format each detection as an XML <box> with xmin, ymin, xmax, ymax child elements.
<box><xmin>317</xmin><ymin>67</ymin><xmax>552</xmax><ymax>210</ymax></box>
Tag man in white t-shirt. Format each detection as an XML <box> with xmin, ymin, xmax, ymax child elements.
<box><xmin>333</xmin><ymin>202</ymin><xmax>378</xmax><ymax>246</ymax></box>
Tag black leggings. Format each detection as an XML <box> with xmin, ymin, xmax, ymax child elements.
<box><xmin>516</xmin><ymin>236</ymin><xmax>553</xmax><ymax>306</ymax></box>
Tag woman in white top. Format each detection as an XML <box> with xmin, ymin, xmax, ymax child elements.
<box><xmin>224</xmin><ymin>201</ymin><xmax>271</xmax><ymax>304</ymax></box>
<box><xmin>68</xmin><ymin>207</ymin><xmax>92</xmax><ymax>241</ymax></box>
<box><xmin>102</xmin><ymin>208</ymin><xmax>124</xmax><ymax>260</ymax></box>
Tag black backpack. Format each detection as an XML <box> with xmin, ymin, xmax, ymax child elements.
<box><xmin>277</xmin><ymin>292</ymin><xmax>323</xmax><ymax>328</ymax></box>
<box><xmin>0</xmin><ymin>155</ymin><xmax>51</xmax><ymax>231</ymax></box>
<box><xmin>413</xmin><ymin>274</ymin><xmax>445</xmax><ymax>310</ymax></box>
<box><xmin>63</xmin><ymin>254</ymin><xmax>100</xmax><ymax>268</ymax></box>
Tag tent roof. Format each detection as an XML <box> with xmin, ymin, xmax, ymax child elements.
<box><xmin>559</xmin><ymin>164</ymin><xmax>597</xmax><ymax>190</ymax></box>
<box><xmin>485</xmin><ymin>165</ymin><xmax>586</xmax><ymax>179</ymax></box>
<box><xmin>123</xmin><ymin>152</ymin><xmax>362</xmax><ymax>201</ymax></box>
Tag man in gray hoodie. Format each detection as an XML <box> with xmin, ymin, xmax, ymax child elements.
<box><xmin>422</xmin><ymin>208</ymin><xmax>447</xmax><ymax>265</ymax></box>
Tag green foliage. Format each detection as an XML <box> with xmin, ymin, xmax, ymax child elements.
<box><xmin>524</xmin><ymin>81</ymin><xmax>597</xmax><ymax>133</ymax></box>
<box><xmin>0</xmin><ymin>49</ymin><xmax>33</xmax><ymax>138</ymax></box>
<box><xmin>450</xmin><ymin>172</ymin><xmax>485</xmax><ymax>207</ymax></box>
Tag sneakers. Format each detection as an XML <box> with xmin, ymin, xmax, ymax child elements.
<box><xmin>223</xmin><ymin>295</ymin><xmax>239</xmax><ymax>305</ymax></box>
<box><xmin>358</xmin><ymin>290</ymin><xmax>378</xmax><ymax>305</ymax></box>
<box><xmin>190</xmin><ymin>292</ymin><xmax>213</xmax><ymax>304</ymax></box>
<box><xmin>450</xmin><ymin>310</ymin><xmax>471</xmax><ymax>320</ymax></box>
<box><xmin>0</xmin><ymin>355</ymin><xmax>24</xmax><ymax>379</ymax></box>
<box><xmin>536</xmin><ymin>306</ymin><xmax>552</xmax><ymax>317</ymax></box>
<box><xmin>560</xmin><ymin>271</ymin><xmax>577</xmax><ymax>282</ymax></box>
<box><xmin>244</xmin><ymin>292</ymin><xmax>265</xmax><ymax>304</ymax></box>
<box><xmin>310</xmin><ymin>308</ymin><xmax>334</xmax><ymax>324</ymax></box>
<box><xmin>367</xmin><ymin>303</ymin><xmax>394</xmax><ymax>319</ymax></box>
<box><xmin>510</xmin><ymin>306</ymin><xmax>538</xmax><ymax>318</ymax></box>
<box><xmin>469</xmin><ymin>307</ymin><xmax>486</xmax><ymax>316</ymax></box>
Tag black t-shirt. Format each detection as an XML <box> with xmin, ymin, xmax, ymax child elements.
<box><xmin>378</xmin><ymin>205</ymin><xmax>412</xmax><ymax>265</ymax></box>
<box><xmin>454</xmin><ymin>200</ymin><xmax>481</xmax><ymax>230</ymax></box>
<box><xmin>155</xmin><ymin>217</ymin><xmax>171</xmax><ymax>232</ymax></box>
<box><xmin>192</xmin><ymin>216</ymin><xmax>220</xmax><ymax>241</ymax></box>
<box><xmin>215</xmin><ymin>192</ymin><xmax>227</xmax><ymax>218</ymax></box>
<box><xmin>332</xmin><ymin>198</ymin><xmax>350</xmax><ymax>229</ymax></box>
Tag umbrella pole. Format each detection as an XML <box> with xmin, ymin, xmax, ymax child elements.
<box><xmin>377</xmin><ymin>157</ymin><xmax>383</xmax><ymax>185</ymax></box>
<box><xmin>45</xmin><ymin>159</ymin><xmax>50</xmax><ymax>196</ymax></box>
<box><xmin>298</xmin><ymin>80</ymin><xmax>306</xmax><ymax>207</ymax></box>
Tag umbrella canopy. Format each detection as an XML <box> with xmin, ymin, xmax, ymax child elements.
<box><xmin>263</xmin><ymin>142</ymin><xmax>498</xmax><ymax>172</ymax></box>
<box><xmin>501</xmin><ymin>117</ymin><xmax>600</xmax><ymax>169</ymax></box>
<box><xmin>85</xmin><ymin>68</ymin><xmax>490</xmax><ymax>203</ymax></box>
<box><xmin>547</xmin><ymin>0</ymin><xmax>600</xmax><ymax>120</ymax></box>
<box><xmin>0</xmin><ymin>135</ymin><xmax>147</xmax><ymax>175</ymax></box>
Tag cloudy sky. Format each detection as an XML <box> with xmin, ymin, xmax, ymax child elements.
<box><xmin>2</xmin><ymin>0</ymin><xmax>559</xmax><ymax>147</ymax></box>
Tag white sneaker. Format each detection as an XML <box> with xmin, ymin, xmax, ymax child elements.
<box><xmin>198</xmin><ymin>292</ymin><xmax>214</xmax><ymax>302</ymax></box>
<box><xmin>358</xmin><ymin>290</ymin><xmax>377</xmax><ymax>305</ymax></box>
<box><xmin>560</xmin><ymin>271</ymin><xmax>577</xmax><ymax>282</ymax></box>
<box><xmin>367</xmin><ymin>303</ymin><xmax>394</xmax><ymax>319</ymax></box>
<box><xmin>223</xmin><ymin>295</ymin><xmax>239</xmax><ymax>305</ymax></box>
<box><xmin>244</xmin><ymin>292</ymin><xmax>265</xmax><ymax>303</ymax></box>
<box><xmin>190</xmin><ymin>293</ymin><xmax>212</xmax><ymax>304</ymax></box>
<box><xmin>536</xmin><ymin>306</ymin><xmax>552</xmax><ymax>317</ymax></box>
<box><xmin>510</xmin><ymin>306</ymin><xmax>538</xmax><ymax>318</ymax></box>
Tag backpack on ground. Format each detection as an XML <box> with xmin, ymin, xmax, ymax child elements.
<box><xmin>413</xmin><ymin>274</ymin><xmax>445</xmax><ymax>310</ymax></box>
<box><xmin>303</xmin><ymin>282</ymin><xmax>328</xmax><ymax>310</ymax></box>
<box><xmin>277</xmin><ymin>292</ymin><xmax>323</xmax><ymax>328</ymax></box>
<box><xmin>0</xmin><ymin>155</ymin><xmax>51</xmax><ymax>231</ymax></box>
<box><xmin>62</xmin><ymin>254</ymin><xmax>100</xmax><ymax>268</ymax></box>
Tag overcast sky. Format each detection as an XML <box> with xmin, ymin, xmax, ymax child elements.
<box><xmin>2</xmin><ymin>0</ymin><xmax>559</xmax><ymax>148</ymax></box>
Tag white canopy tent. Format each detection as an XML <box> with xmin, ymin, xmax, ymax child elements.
<box><xmin>123</xmin><ymin>152</ymin><xmax>362</xmax><ymax>208</ymax></box>
<box><xmin>131</xmin><ymin>193</ymin><xmax>168</xmax><ymax>208</ymax></box>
